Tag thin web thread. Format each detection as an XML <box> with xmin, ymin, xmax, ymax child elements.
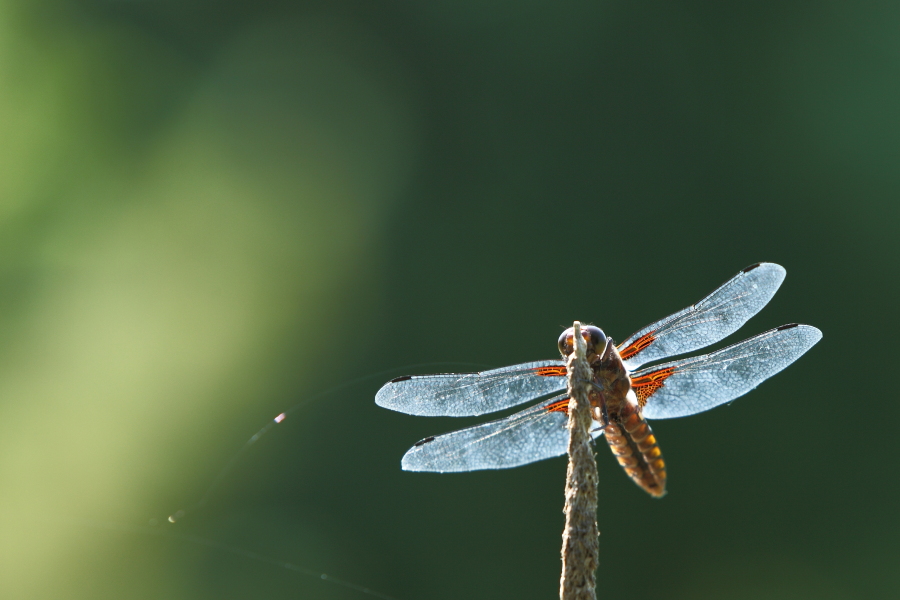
<box><xmin>167</xmin><ymin>361</ymin><xmax>491</xmax><ymax>523</ymax></box>
<box><xmin>89</xmin><ymin>520</ymin><xmax>402</xmax><ymax>600</ymax></box>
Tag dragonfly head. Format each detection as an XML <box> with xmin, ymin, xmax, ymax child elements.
<box><xmin>558</xmin><ymin>325</ymin><xmax>607</xmax><ymax>358</ymax></box>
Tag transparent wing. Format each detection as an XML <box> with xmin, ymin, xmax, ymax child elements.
<box><xmin>618</xmin><ymin>263</ymin><xmax>787</xmax><ymax>370</ymax></box>
<box><xmin>633</xmin><ymin>324</ymin><xmax>822</xmax><ymax>420</ymax></box>
<box><xmin>401</xmin><ymin>395</ymin><xmax>603</xmax><ymax>472</ymax></box>
<box><xmin>375</xmin><ymin>360</ymin><xmax>567</xmax><ymax>417</ymax></box>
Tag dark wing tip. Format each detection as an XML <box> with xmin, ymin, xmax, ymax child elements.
<box><xmin>742</xmin><ymin>262</ymin><xmax>762</xmax><ymax>273</ymax></box>
<box><xmin>389</xmin><ymin>375</ymin><xmax>412</xmax><ymax>383</ymax></box>
<box><xmin>741</xmin><ymin>261</ymin><xmax>785</xmax><ymax>275</ymax></box>
<box><xmin>775</xmin><ymin>323</ymin><xmax>823</xmax><ymax>347</ymax></box>
<box><xmin>414</xmin><ymin>436</ymin><xmax>436</xmax><ymax>447</ymax></box>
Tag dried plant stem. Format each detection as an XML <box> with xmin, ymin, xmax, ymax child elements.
<box><xmin>559</xmin><ymin>321</ymin><xmax>599</xmax><ymax>600</ymax></box>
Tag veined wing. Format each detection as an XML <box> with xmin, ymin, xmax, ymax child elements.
<box><xmin>632</xmin><ymin>324</ymin><xmax>822</xmax><ymax>420</ymax></box>
<box><xmin>402</xmin><ymin>395</ymin><xmax>603</xmax><ymax>472</ymax></box>
<box><xmin>375</xmin><ymin>360</ymin><xmax>567</xmax><ymax>417</ymax></box>
<box><xmin>618</xmin><ymin>263</ymin><xmax>786</xmax><ymax>370</ymax></box>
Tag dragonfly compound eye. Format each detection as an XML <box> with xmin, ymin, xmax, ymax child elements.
<box><xmin>558</xmin><ymin>327</ymin><xmax>575</xmax><ymax>356</ymax></box>
<box><xmin>583</xmin><ymin>326</ymin><xmax>607</xmax><ymax>354</ymax></box>
<box><xmin>558</xmin><ymin>326</ymin><xmax>607</xmax><ymax>357</ymax></box>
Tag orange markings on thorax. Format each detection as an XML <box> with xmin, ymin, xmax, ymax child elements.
<box><xmin>618</xmin><ymin>331</ymin><xmax>656</xmax><ymax>360</ymax></box>
<box><xmin>534</xmin><ymin>365</ymin><xmax>568</xmax><ymax>377</ymax></box>
<box><xmin>545</xmin><ymin>398</ymin><xmax>571</xmax><ymax>413</ymax></box>
<box><xmin>630</xmin><ymin>366</ymin><xmax>676</xmax><ymax>407</ymax></box>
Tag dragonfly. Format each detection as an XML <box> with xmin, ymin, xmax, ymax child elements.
<box><xmin>375</xmin><ymin>263</ymin><xmax>821</xmax><ymax>497</ymax></box>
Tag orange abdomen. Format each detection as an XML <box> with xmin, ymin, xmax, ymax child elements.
<box><xmin>604</xmin><ymin>409</ymin><xmax>666</xmax><ymax>497</ymax></box>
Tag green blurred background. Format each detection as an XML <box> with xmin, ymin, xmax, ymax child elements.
<box><xmin>0</xmin><ymin>1</ymin><xmax>896</xmax><ymax>598</ymax></box>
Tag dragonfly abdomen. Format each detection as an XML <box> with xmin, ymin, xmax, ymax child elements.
<box><xmin>604</xmin><ymin>409</ymin><xmax>666</xmax><ymax>498</ymax></box>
